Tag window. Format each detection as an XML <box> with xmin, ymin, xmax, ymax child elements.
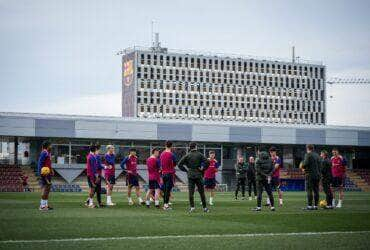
<box><xmin>51</xmin><ymin>145</ymin><xmax>70</xmax><ymax>164</ymax></box>
<box><xmin>71</xmin><ymin>145</ymin><xmax>89</xmax><ymax>164</ymax></box>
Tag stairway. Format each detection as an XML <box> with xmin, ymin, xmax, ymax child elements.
<box><xmin>21</xmin><ymin>166</ymin><xmax>41</xmax><ymax>192</ymax></box>
<box><xmin>280</xmin><ymin>169</ymin><xmax>290</xmax><ymax>179</ymax></box>
<box><xmin>347</xmin><ymin>171</ymin><xmax>370</xmax><ymax>192</ymax></box>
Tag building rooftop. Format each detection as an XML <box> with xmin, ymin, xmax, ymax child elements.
<box><xmin>1</xmin><ymin>112</ymin><xmax>369</xmax><ymax>131</ymax></box>
<box><xmin>118</xmin><ymin>46</ymin><xmax>324</xmax><ymax>67</ymax></box>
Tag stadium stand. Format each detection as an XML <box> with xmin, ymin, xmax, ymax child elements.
<box><xmin>1</xmin><ymin>164</ymin><xmax>368</xmax><ymax>193</ymax></box>
<box><xmin>0</xmin><ymin>165</ymin><xmax>23</xmax><ymax>192</ymax></box>
<box><xmin>349</xmin><ymin>170</ymin><xmax>370</xmax><ymax>191</ymax></box>
<box><xmin>343</xmin><ymin>177</ymin><xmax>362</xmax><ymax>191</ymax></box>
<box><xmin>284</xmin><ymin>169</ymin><xmax>362</xmax><ymax>191</ymax></box>
<box><xmin>51</xmin><ymin>184</ymin><xmax>82</xmax><ymax>192</ymax></box>
<box><xmin>21</xmin><ymin>166</ymin><xmax>38</xmax><ymax>191</ymax></box>
<box><xmin>354</xmin><ymin>169</ymin><xmax>370</xmax><ymax>184</ymax></box>
<box><xmin>286</xmin><ymin>169</ymin><xmax>305</xmax><ymax>179</ymax></box>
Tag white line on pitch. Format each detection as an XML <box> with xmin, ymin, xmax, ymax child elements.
<box><xmin>1</xmin><ymin>231</ymin><xmax>370</xmax><ymax>244</ymax></box>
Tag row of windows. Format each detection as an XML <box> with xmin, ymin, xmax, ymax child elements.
<box><xmin>137</xmin><ymin>104</ymin><xmax>324</xmax><ymax>124</ymax></box>
<box><xmin>138</xmin><ymin>91</ymin><xmax>322</xmax><ymax>103</ymax></box>
<box><xmin>137</xmin><ymin>96</ymin><xmax>323</xmax><ymax>113</ymax></box>
<box><xmin>135</xmin><ymin>76</ymin><xmax>325</xmax><ymax>123</ymax></box>
<box><xmin>137</xmin><ymin>67</ymin><xmax>325</xmax><ymax>87</ymax></box>
<box><xmin>139</xmin><ymin>53</ymin><xmax>325</xmax><ymax>78</ymax></box>
<box><xmin>138</xmin><ymin>82</ymin><xmax>324</xmax><ymax>101</ymax></box>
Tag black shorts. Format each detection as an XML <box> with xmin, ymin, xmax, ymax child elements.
<box><xmin>39</xmin><ymin>175</ymin><xmax>52</xmax><ymax>187</ymax></box>
<box><xmin>204</xmin><ymin>178</ymin><xmax>216</xmax><ymax>189</ymax></box>
<box><xmin>149</xmin><ymin>180</ymin><xmax>160</xmax><ymax>190</ymax></box>
<box><xmin>247</xmin><ymin>175</ymin><xmax>256</xmax><ymax>182</ymax></box>
<box><xmin>270</xmin><ymin>177</ymin><xmax>281</xmax><ymax>190</ymax></box>
<box><xmin>126</xmin><ymin>175</ymin><xmax>139</xmax><ymax>187</ymax></box>
<box><xmin>332</xmin><ymin>177</ymin><xmax>344</xmax><ymax>188</ymax></box>
<box><xmin>162</xmin><ymin>173</ymin><xmax>174</xmax><ymax>189</ymax></box>
<box><xmin>106</xmin><ymin>174</ymin><xmax>116</xmax><ymax>185</ymax></box>
<box><xmin>87</xmin><ymin>176</ymin><xmax>96</xmax><ymax>188</ymax></box>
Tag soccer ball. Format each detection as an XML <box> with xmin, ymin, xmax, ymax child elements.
<box><xmin>319</xmin><ymin>200</ymin><xmax>327</xmax><ymax>208</ymax></box>
<box><xmin>41</xmin><ymin>167</ymin><xmax>51</xmax><ymax>176</ymax></box>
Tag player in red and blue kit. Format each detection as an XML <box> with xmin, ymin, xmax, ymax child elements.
<box><xmin>37</xmin><ymin>141</ymin><xmax>53</xmax><ymax>211</ymax></box>
<box><xmin>268</xmin><ymin>147</ymin><xmax>283</xmax><ymax>207</ymax></box>
<box><xmin>158</xmin><ymin>177</ymin><xmax>174</xmax><ymax>205</ymax></box>
<box><xmin>94</xmin><ymin>144</ymin><xmax>104</xmax><ymax>207</ymax></box>
<box><xmin>104</xmin><ymin>145</ymin><xmax>116</xmax><ymax>206</ymax></box>
<box><xmin>86</xmin><ymin>144</ymin><xmax>98</xmax><ymax>208</ymax></box>
<box><xmin>331</xmin><ymin>148</ymin><xmax>347</xmax><ymax>208</ymax></box>
<box><xmin>204</xmin><ymin>151</ymin><xmax>219</xmax><ymax>206</ymax></box>
<box><xmin>120</xmin><ymin>148</ymin><xmax>144</xmax><ymax>205</ymax></box>
<box><xmin>145</xmin><ymin>148</ymin><xmax>161</xmax><ymax>208</ymax></box>
<box><xmin>160</xmin><ymin>141</ymin><xmax>177</xmax><ymax>210</ymax></box>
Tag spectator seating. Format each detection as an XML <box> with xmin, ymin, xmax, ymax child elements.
<box><xmin>285</xmin><ymin>168</ymin><xmax>362</xmax><ymax>191</ymax></box>
<box><xmin>286</xmin><ymin>169</ymin><xmax>305</xmax><ymax>179</ymax></box>
<box><xmin>353</xmin><ymin>169</ymin><xmax>370</xmax><ymax>185</ymax></box>
<box><xmin>0</xmin><ymin>165</ymin><xmax>23</xmax><ymax>192</ymax></box>
<box><xmin>343</xmin><ymin>177</ymin><xmax>362</xmax><ymax>191</ymax></box>
<box><xmin>51</xmin><ymin>184</ymin><xmax>82</xmax><ymax>192</ymax></box>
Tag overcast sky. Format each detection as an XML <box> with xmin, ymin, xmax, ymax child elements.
<box><xmin>0</xmin><ymin>0</ymin><xmax>369</xmax><ymax>126</ymax></box>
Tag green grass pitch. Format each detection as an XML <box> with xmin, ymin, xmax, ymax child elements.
<box><xmin>0</xmin><ymin>191</ymin><xmax>370</xmax><ymax>250</ymax></box>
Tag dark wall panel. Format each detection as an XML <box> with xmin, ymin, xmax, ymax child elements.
<box><xmin>358</xmin><ymin>131</ymin><xmax>370</xmax><ymax>146</ymax></box>
<box><xmin>157</xmin><ymin>124</ymin><xmax>192</xmax><ymax>141</ymax></box>
<box><xmin>229</xmin><ymin>126</ymin><xmax>261</xmax><ymax>143</ymax></box>
<box><xmin>35</xmin><ymin>119</ymin><xmax>75</xmax><ymax>138</ymax></box>
<box><xmin>296</xmin><ymin>128</ymin><xmax>325</xmax><ymax>145</ymax></box>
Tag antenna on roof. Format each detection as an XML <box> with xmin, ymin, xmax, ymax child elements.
<box><xmin>292</xmin><ymin>46</ymin><xmax>295</xmax><ymax>63</ymax></box>
<box><xmin>150</xmin><ymin>20</ymin><xmax>168</xmax><ymax>53</ymax></box>
<box><xmin>151</xmin><ymin>19</ymin><xmax>155</xmax><ymax>47</ymax></box>
<box><xmin>154</xmin><ymin>32</ymin><xmax>160</xmax><ymax>48</ymax></box>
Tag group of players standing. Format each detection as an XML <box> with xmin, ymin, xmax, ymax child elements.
<box><xmin>299</xmin><ymin>145</ymin><xmax>346</xmax><ymax>210</ymax></box>
<box><xmin>82</xmin><ymin>140</ymin><xmax>219</xmax><ymax>212</ymax></box>
<box><xmin>234</xmin><ymin>147</ymin><xmax>283</xmax><ymax>209</ymax></box>
<box><xmin>82</xmin><ymin>140</ymin><xmax>223</xmax><ymax>212</ymax></box>
<box><xmin>37</xmin><ymin>140</ymin><xmax>346</xmax><ymax>212</ymax></box>
<box><xmin>37</xmin><ymin>140</ymin><xmax>219</xmax><ymax>212</ymax></box>
<box><xmin>232</xmin><ymin>145</ymin><xmax>346</xmax><ymax>211</ymax></box>
<box><xmin>84</xmin><ymin>141</ymin><xmax>177</xmax><ymax>210</ymax></box>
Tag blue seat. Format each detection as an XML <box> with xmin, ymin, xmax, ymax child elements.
<box><xmin>49</xmin><ymin>184</ymin><xmax>82</xmax><ymax>192</ymax></box>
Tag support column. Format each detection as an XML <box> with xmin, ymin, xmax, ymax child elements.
<box><xmin>69</xmin><ymin>141</ymin><xmax>72</xmax><ymax>165</ymax></box>
<box><xmin>220</xmin><ymin>144</ymin><xmax>223</xmax><ymax>171</ymax></box>
<box><xmin>14</xmin><ymin>137</ymin><xmax>18</xmax><ymax>166</ymax></box>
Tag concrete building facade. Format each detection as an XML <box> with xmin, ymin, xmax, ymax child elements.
<box><xmin>122</xmin><ymin>46</ymin><xmax>326</xmax><ymax>125</ymax></box>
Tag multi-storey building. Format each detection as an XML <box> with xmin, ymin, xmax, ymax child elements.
<box><xmin>1</xmin><ymin>46</ymin><xmax>369</xmax><ymax>191</ymax></box>
<box><xmin>122</xmin><ymin>44</ymin><xmax>326</xmax><ymax>125</ymax></box>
